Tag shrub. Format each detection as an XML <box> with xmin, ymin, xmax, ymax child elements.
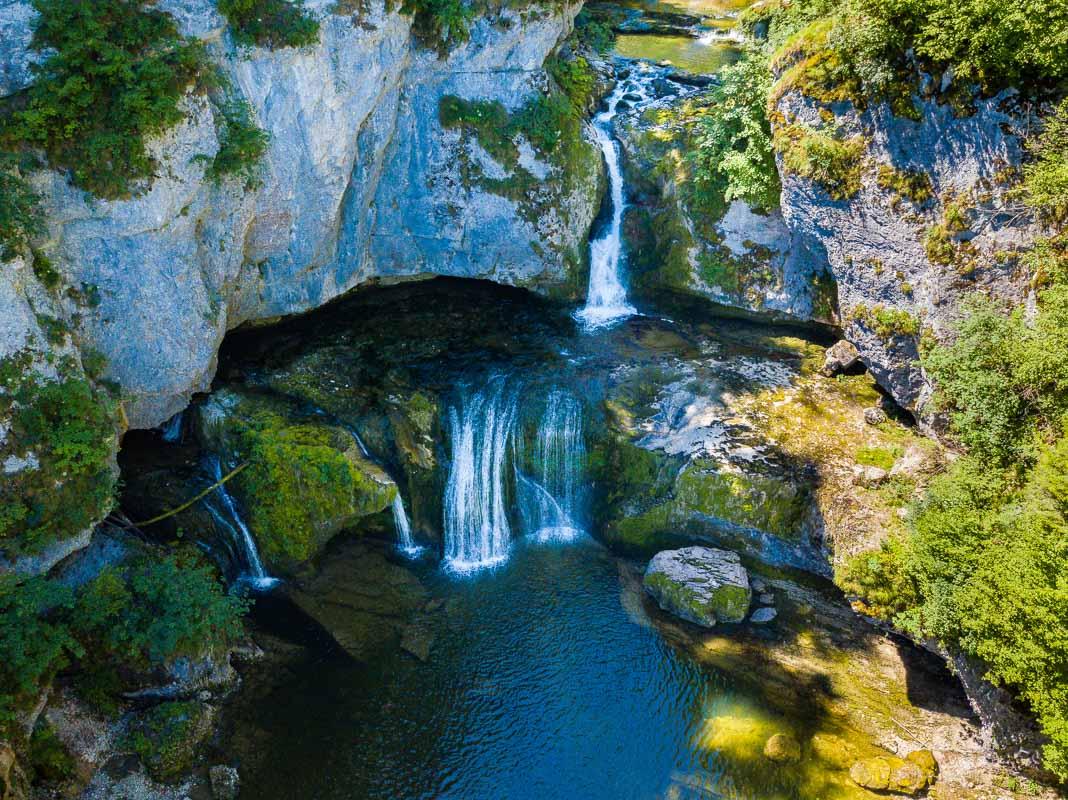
<box><xmin>513</xmin><ymin>92</ymin><xmax>574</xmax><ymax>155</ymax></box>
<box><xmin>573</xmin><ymin>9</ymin><xmax>613</xmax><ymax>54</ymax></box>
<box><xmin>123</xmin><ymin>700</ymin><xmax>213</xmax><ymax>781</ymax></box>
<box><xmin>202</xmin><ymin>98</ymin><xmax>270</xmax><ymax>189</ymax></box>
<box><xmin>3</xmin><ymin>0</ymin><xmax>206</xmax><ymax>199</ymax></box>
<box><xmin>851</xmin><ymin>303</ymin><xmax>919</xmax><ymax>339</ymax></box>
<box><xmin>72</xmin><ymin>554</ymin><xmax>247</xmax><ymax>669</ymax></box>
<box><xmin>838</xmin><ymin>535</ymin><xmax>918</xmax><ymax>619</ymax></box>
<box><xmin>691</xmin><ymin>52</ymin><xmax>781</xmax><ymax>215</ymax></box>
<box><xmin>923</xmin><ymin>289</ymin><xmax>1068</xmax><ymax>465</ymax></box>
<box><xmin>1</xmin><ymin>372</ymin><xmax>118</xmax><ymax>556</ymax></box>
<box><xmin>1019</xmin><ymin>99</ymin><xmax>1068</xmax><ymax>222</ymax></box>
<box><xmin>401</xmin><ymin>0</ymin><xmax>473</xmax><ymax>52</ymax></box>
<box><xmin>0</xmin><ymin>576</ymin><xmax>79</xmax><ymax>731</ymax></box>
<box><xmin>547</xmin><ymin>56</ymin><xmax>596</xmax><ymax>112</ymax></box>
<box><xmin>218</xmin><ymin>0</ymin><xmax>320</xmax><ymax>49</ymax></box>
<box><xmin>0</xmin><ymin>153</ymin><xmax>42</xmax><ymax>261</ymax></box>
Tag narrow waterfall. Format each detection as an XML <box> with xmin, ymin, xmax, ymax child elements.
<box><xmin>345</xmin><ymin>423</ymin><xmax>422</xmax><ymax>556</ymax></box>
<box><xmin>575</xmin><ymin>77</ymin><xmax>639</xmax><ymax>329</ymax></box>
<box><xmin>205</xmin><ymin>457</ymin><xmax>277</xmax><ymax>590</ymax></box>
<box><xmin>522</xmin><ymin>390</ymin><xmax>586</xmax><ymax>540</ymax></box>
<box><xmin>391</xmin><ymin>494</ymin><xmax>422</xmax><ymax>556</ymax></box>
<box><xmin>443</xmin><ymin>378</ymin><xmax>520</xmax><ymax>571</ymax></box>
<box><xmin>160</xmin><ymin>411</ymin><xmax>183</xmax><ymax>443</ymax></box>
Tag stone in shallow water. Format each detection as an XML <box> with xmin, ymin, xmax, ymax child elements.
<box><xmin>849</xmin><ymin>754</ymin><xmax>935</xmax><ymax>795</ymax></box>
<box><xmin>750</xmin><ymin>607</ymin><xmax>777</xmax><ymax>624</ymax></box>
<box><xmin>643</xmin><ymin>546</ymin><xmax>750</xmax><ymax>627</ymax></box>
<box><xmin>763</xmin><ymin>733</ymin><xmax>801</xmax><ymax>762</ymax></box>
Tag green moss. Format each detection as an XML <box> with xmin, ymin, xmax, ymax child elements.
<box><xmin>855</xmin><ymin>445</ymin><xmax>901</xmax><ymax>470</ymax></box>
<box><xmin>876</xmin><ymin>165</ymin><xmax>933</xmax><ymax>208</ymax></box>
<box><xmin>851</xmin><ymin>303</ymin><xmax>920</xmax><ymax>339</ymax></box>
<box><xmin>123</xmin><ymin>701</ymin><xmax>212</xmax><ymax>782</ymax></box>
<box><xmin>202</xmin><ymin>394</ymin><xmax>396</xmax><ymax>570</ymax></box>
<box><xmin>774</xmin><ymin>124</ymin><xmax>866</xmax><ymax>201</ymax></box>
<box><xmin>676</xmin><ymin>460</ymin><xmax>809</xmax><ymax>540</ymax></box>
<box><xmin>29</xmin><ymin>721</ymin><xmax>75</xmax><ymax>783</ymax></box>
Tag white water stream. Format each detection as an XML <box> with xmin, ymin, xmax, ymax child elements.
<box><xmin>205</xmin><ymin>457</ymin><xmax>277</xmax><ymax>590</ymax></box>
<box><xmin>575</xmin><ymin>75</ymin><xmax>650</xmax><ymax>329</ymax></box>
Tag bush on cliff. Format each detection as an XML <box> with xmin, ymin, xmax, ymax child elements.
<box><xmin>218</xmin><ymin>0</ymin><xmax>320</xmax><ymax>49</ymax></box>
<box><xmin>841</xmin><ymin>282</ymin><xmax>1068</xmax><ymax>780</ymax></box>
<box><xmin>1</xmin><ymin>0</ymin><xmax>207</xmax><ymax>199</ymax></box>
<box><xmin>0</xmin><ymin>153</ymin><xmax>42</xmax><ymax>261</ymax></box>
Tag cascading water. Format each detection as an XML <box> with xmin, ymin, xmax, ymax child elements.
<box><xmin>521</xmin><ymin>389</ymin><xmax>586</xmax><ymax>540</ymax></box>
<box><xmin>204</xmin><ymin>457</ymin><xmax>277</xmax><ymax>590</ymax></box>
<box><xmin>346</xmin><ymin>424</ymin><xmax>422</xmax><ymax>556</ymax></box>
<box><xmin>575</xmin><ymin>75</ymin><xmax>642</xmax><ymax>329</ymax></box>
<box><xmin>443</xmin><ymin>378</ymin><xmax>520</xmax><ymax>571</ymax></box>
<box><xmin>160</xmin><ymin>411</ymin><xmax>183</xmax><ymax>443</ymax></box>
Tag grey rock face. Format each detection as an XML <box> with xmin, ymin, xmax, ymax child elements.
<box><xmin>773</xmin><ymin>88</ymin><xmax>1038</xmax><ymax>418</ymax></box>
<box><xmin>1</xmin><ymin>0</ymin><xmax>597</xmax><ymax>430</ymax></box>
<box><xmin>643</xmin><ymin>546</ymin><xmax>751</xmax><ymax>627</ymax></box>
<box><xmin>750</xmin><ymin>607</ymin><xmax>777</xmax><ymax>624</ymax></box>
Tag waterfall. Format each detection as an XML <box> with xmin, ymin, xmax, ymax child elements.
<box><xmin>575</xmin><ymin>77</ymin><xmax>639</xmax><ymax>329</ymax></box>
<box><xmin>205</xmin><ymin>457</ymin><xmax>277</xmax><ymax>590</ymax></box>
<box><xmin>344</xmin><ymin>423</ymin><xmax>423</xmax><ymax>557</ymax></box>
<box><xmin>391</xmin><ymin>494</ymin><xmax>423</xmax><ymax>556</ymax></box>
<box><xmin>443</xmin><ymin>378</ymin><xmax>520</xmax><ymax>571</ymax></box>
<box><xmin>522</xmin><ymin>390</ymin><xmax>585</xmax><ymax>540</ymax></box>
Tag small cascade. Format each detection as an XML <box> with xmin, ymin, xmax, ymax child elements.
<box><xmin>391</xmin><ymin>494</ymin><xmax>423</xmax><ymax>556</ymax></box>
<box><xmin>443</xmin><ymin>378</ymin><xmax>520</xmax><ymax>571</ymax></box>
<box><xmin>345</xmin><ymin>423</ymin><xmax>423</xmax><ymax>557</ymax></box>
<box><xmin>522</xmin><ymin>390</ymin><xmax>586</xmax><ymax>540</ymax></box>
<box><xmin>204</xmin><ymin>457</ymin><xmax>277</xmax><ymax>590</ymax></box>
<box><xmin>575</xmin><ymin>75</ymin><xmax>642</xmax><ymax>329</ymax></box>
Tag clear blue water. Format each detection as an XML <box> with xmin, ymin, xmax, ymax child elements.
<box><xmin>236</xmin><ymin>536</ymin><xmax>748</xmax><ymax>800</ymax></box>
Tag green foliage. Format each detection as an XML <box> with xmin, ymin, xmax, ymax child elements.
<box><xmin>203</xmin><ymin>98</ymin><xmax>270</xmax><ymax>188</ymax></box>
<box><xmin>123</xmin><ymin>700</ymin><xmax>212</xmax><ymax>781</ymax></box>
<box><xmin>876</xmin><ymin>164</ymin><xmax>932</xmax><ymax>208</ymax></box>
<box><xmin>73</xmin><ymin>553</ymin><xmax>247</xmax><ymax>669</ymax></box>
<box><xmin>573</xmin><ymin>9</ymin><xmax>614</xmax><ymax>54</ymax></box>
<box><xmin>0</xmin><ymin>576</ymin><xmax>79</xmax><ymax>731</ymax></box>
<box><xmin>855</xmin><ymin>445</ymin><xmax>900</xmax><ymax>470</ymax></box>
<box><xmin>30</xmin><ymin>249</ymin><xmax>61</xmax><ymax>291</ymax></box>
<box><xmin>851</xmin><ymin>303</ymin><xmax>920</xmax><ymax>339</ymax></box>
<box><xmin>513</xmin><ymin>92</ymin><xmax>574</xmax><ymax>154</ymax></box>
<box><xmin>3</xmin><ymin>0</ymin><xmax>207</xmax><ymax>199</ymax></box>
<box><xmin>547</xmin><ymin>56</ymin><xmax>596</xmax><ymax>112</ymax></box>
<box><xmin>440</xmin><ymin>88</ymin><xmax>582</xmax><ymax>160</ymax></box>
<box><xmin>774</xmin><ymin>124</ymin><xmax>865</xmax><ymax>200</ymax></box>
<box><xmin>29</xmin><ymin>721</ymin><xmax>76</xmax><ymax>783</ymax></box>
<box><xmin>1</xmin><ymin>371</ymin><xmax>117</xmax><ymax>556</ymax></box>
<box><xmin>401</xmin><ymin>0</ymin><xmax>473</xmax><ymax>52</ymax></box>
<box><xmin>838</xmin><ymin>535</ymin><xmax>918</xmax><ymax>619</ymax></box>
<box><xmin>218</xmin><ymin>0</ymin><xmax>320</xmax><ymax>49</ymax></box>
<box><xmin>0</xmin><ymin>153</ymin><xmax>42</xmax><ymax>261</ymax></box>
<box><xmin>1019</xmin><ymin>99</ymin><xmax>1068</xmax><ymax>222</ymax></box>
<box><xmin>923</xmin><ymin>289</ymin><xmax>1068</xmax><ymax>465</ymax></box>
<box><xmin>690</xmin><ymin>52</ymin><xmax>781</xmax><ymax>214</ymax></box>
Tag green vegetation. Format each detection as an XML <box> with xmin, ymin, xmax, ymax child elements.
<box><xmin>774</xmin><ymin>124</ymin><xmax>865</xmax><ymax>201</ymax></box>
<box><xmin>850</xmin><ymin>303</ymin><xmax>919</xmax><ymax>339</ymax></box>
<box><xmin>841</xmin><ymin>282</ymin><xmax>1068</xmax><ymax>780</ymax></box>
<box><xmin>2</xmin><ymin>0</ymin><xmax>207</xmax><ymax>199</ymax></box>
<box><xmin>1</xmin><ymin>366</ymin><xmax>118</xmax><ymax>557</ymax></box>
<box><xmin>202</xmin><ymin>98</ymin><xmax>270</xmax><ymax>188</ymax></box>
<box><xmin>402</xmin><ymin>0</ymin><xmax>473</xmax><ymax>52</ymax></box>
<box><xmin>123</xmin><ymin>700</ymin><xmax>213</xmax><ymax>781</ymax></box>
<box><xmin>572</xmin><ymin>9</ymin><xmax>614</xmax><ymax>54</ymax></box>
<box><xmin>0</xmin><ymin>576</ymin><xmax>78</xmax><ymax>730</ymax></box>
<box><xmin>218</xmin><ymin>0</ymin><xmax>320</xmax><ymax>49</ymax></box>
<box><xmin>73</xmin><ymin>553</ymin><xmax>248</xmax><ymax>669</ymax></box>
<box><xmin>690</xmin><ymin>53</ymin><xmax>781</xmax><ymax>214</ymax></box>
<box><xmin>876</xmin><ymin>164</ymin><xmax>932</xmax><ymax>209</ymax></box>
<box><xmin>0</xmin><ymin>153</ymin><xmax>42</xmax><ymax>261</ymax></box>
<box><xmin>547</xmin><ymin>55</ymin><xmax>597</xmax><ymax>112</ymax></box>
<box><xmin>1019</xmin><ymin>99</ymin><xmax>1068</xmax><ymax>222</ymax></box>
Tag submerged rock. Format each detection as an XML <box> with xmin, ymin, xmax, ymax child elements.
<box><xmin>643</xmin><ymin>546</ymin><xmax>751</xmax><ymax>626</ymax></box>
<box><xmin>849</xmin><ymin>752</ymin><xmax>937</xmax><ymax>795</ymax></box>
<box><xmin>763</xmin><ymin>733</ymin><xmax>802</xmax><ymax>763</ymax></box>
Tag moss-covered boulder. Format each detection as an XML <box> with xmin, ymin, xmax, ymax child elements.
<box><xmin>197</xmin><ymin>390</ymin><xmax>396</xmax><ymax>573</ymax></box>
<box><xmin>848</xmin><ymin>753</ymin><xmax>936</xmax><ymax>795</ymax></box>
<box><xmin>764</xmin><ymin>733</ymin><xmax>802</xmax><ymax>763</ymax></box>
<box><xmin>124</xmin><ymin>701</ymin><xmax>214</xmax><ymax>782</ymax></box>
<box><xmin>644</xmin><ymin>546</ymin><xmax>751</xmax><ymax>626</ymax></box>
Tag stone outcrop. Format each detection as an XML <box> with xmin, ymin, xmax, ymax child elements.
<box><xmin>643</xmin><ymin>546</ymin><xmax>751</xmax><ymax>626</ymax></box>
<box><xmin>773</xmin><ymin>86</ymin><xmax>1040</xmax><ymax>419</ymax></box>
<box><xmin>0</xmin><ymin>0</ymin><xmax>601</xmax><ymax>430</ymax></box>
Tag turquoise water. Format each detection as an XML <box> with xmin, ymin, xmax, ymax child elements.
<box><xmin>235</xmin><ymin>537</ymin><xmax>747</xmax><ymax>800</ymax></box>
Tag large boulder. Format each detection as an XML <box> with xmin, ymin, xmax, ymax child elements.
<box><xmin>848</xmin><ymin>751</ymin><xmax>937</xmax><ymax>795</ymax></box>
<box><xmin>643</xmin><ymin>546</ymin><xmax>751</xmax><ymax>627</ymax></box>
